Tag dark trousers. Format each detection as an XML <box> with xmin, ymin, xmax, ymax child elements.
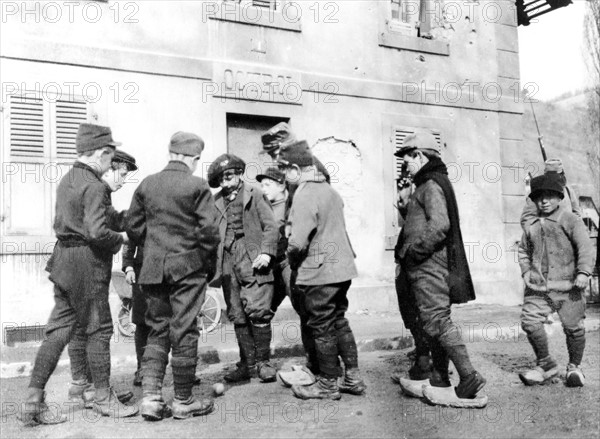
<box><xmin>295</xmin><ymin>281</ymin><xmax>358</xmax><ymax>378</ymax></box>
<box><xmin>395</xmin><ymin>264</ymin><xmax>430</xmax><ymax>357</ymax></box>
<box><xmin>221</xmin><ymin>239</ymin><xmax>274</xmax><ymax>325</ymax></box>
<box><xmin>131</xmin><ymin>281</ymin><xmax>151</xmax><ymax>371</ymax></box>
<box><xmin>271</xmin><ymin>259</ymin><xmax>292</xmax><ymax>313</ymax></box>
<box><xmin>141</xmin><ymin>272</ymin><xmax>206</xmax><ymax>399</ymax></box>
<box><xmin>30</xmin><ymin>284</ymin><xmax>114</xmax><ymax>390</ymax></box>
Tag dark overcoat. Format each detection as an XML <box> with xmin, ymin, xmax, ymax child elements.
<box><xmin>49</xmin><ymin>161</ymin><xmax>123</xmax><ymax>296</ymax></box>
<box><xmin>126</xmin><ymin>161</ymin><xmax>220</xmax><ymax>285</ymax></box>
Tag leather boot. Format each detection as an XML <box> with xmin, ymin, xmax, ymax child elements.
<box><xmin>408</xmin><ymin>355</ymin><xmax>432</xmax><ymax>381</ymax></box>
<box><xmin>338</xmin><ymin>367</ymin><xmax>367</xmax><ymax>395</ymax></box>
<box><xmin>224</xmin><ymin>325</ymin><xmax>256</xmax><ymax>383</ymax></box>
<box><xmin>253</xmin><ymin>323</ymin><xmax>277</xmax><ymax>383</ymax></box>
<box><xmin>19</xmin><ymin>388</ymin><xmax>68</xmax><ymax>426</ymax></box>
<box><xmin>172</xmin><ymin>396</ymin><xmax>214</xmax><ymax>419</ymax></box>
<box><xmin>429</xmin><ymin>339</ymin><xmax>451</xmax><ymax>388</ymax></box>
<box><xmin>69</xmin><ymin>381</ymin><xmax>133</xmax><ymax>409</ymax></box>
<box><xmin>93</xmin><ymin>387</ymin><xmax>138</xmax><ymax>418</ymax></box>
<box><xmin>292</xmin><ymin>376</ymin><xmax>341</xmax><ymax>400</ymax></box>
<box><xmin>141</xmin><ymin>394</ymin><xmax>172</xmax><ymax>421</ymax></box>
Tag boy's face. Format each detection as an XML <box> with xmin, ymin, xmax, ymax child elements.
<box><xmin>103</xmin><ymin>163</ymin><xmax>129</xmax><ymax>192</ymax></box>
<box><xmin>281</xmin><ymin>165</ymin><xmax>300</xmax><ymax>184</ymax></box>
<box><xmin>399</xmin><ymin>150</ymin><xmax>424</xmax><ymax>177</ymax></box>
<box><xmin>534</xmin><ymin>191</ymin><xmax>562</xmax><ymax>215</ymax></box>
<box><xmin>219</xmin><ymin>169</ymin><xmax>241</xmax><ymax>192</ymax></box>
<box><xmin>260</xmin><ymin>178</ymin><xmax>285</xmax><ymax>201</ymax></box>
<box><xmin>95</xmin><ymin>147</ymin><xmax>115</xmax><ymax>174</ymax></box>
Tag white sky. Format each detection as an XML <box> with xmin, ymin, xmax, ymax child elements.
<box><xmin>518</xmin><ymin>0</ymin><xmax>590</xmax><ymax>100</ymax></box>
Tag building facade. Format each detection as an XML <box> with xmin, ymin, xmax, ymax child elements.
<box><xmin>1</xmin><ymin>0</ymin><xmax>528</xmax><ymax>327</ymax></box>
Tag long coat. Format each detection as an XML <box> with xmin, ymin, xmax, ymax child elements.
<box><xmin>49</xmin><ymin>161</ymin><xmax>123</xmax><ymax>296</ymax></box>
<box><xmin>211</xmin><ymin>183</ymin><xmax>279</xmax><ymax>286</ymax></box>
<box><xmin>127</xmin><ymin>161</ymin><xmax>220</xmax><ymax>285</ymax></box>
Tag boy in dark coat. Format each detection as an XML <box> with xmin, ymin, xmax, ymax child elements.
<box><xmin>67</xmin><ymin>149</ymin><xmax>138</xmax><ymax>407</ymax></box>
<box><xmin>394</xmin><ymin>132</ymin><xmax>486</xmax><ymax>408</ymax></box>
<box><xmin>278</xmin><ymin>140</ymin><xmax>366</xmax><ymax>400</ymax></box>
<box><xmin>127</xmin><ymin>132</ymin><xmax>220</xmax><ymax>420</ymax></box>
<box><xmin>518</xmin><ymin>173</ymin><xmax>593</xmax><ymax>387</ymax></box>
<box><xmin>208</xmin><ymin>154</ymin><xmax>279</xmax><ymax>383</ymax></box>
<box><xmin>20</xmin><ymin>124</ymin><xmax>138</xmax><ymax>426</ymax></box>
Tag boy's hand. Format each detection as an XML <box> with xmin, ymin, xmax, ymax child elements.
<box><xmin>125</xmin><ymin>268</ymin><xmax>136</xmax><ymax>285</ymax></box>
<box><xmin>252</xmin><ymin>254</ymin><xmax>271</xmax><ymax>270</ymax></box>
<box><xmin>574</xmin><ymin>273</ymin><xmax>589</xmax><ymax>290</ymax></box>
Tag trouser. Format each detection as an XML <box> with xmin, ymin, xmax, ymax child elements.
<box><xmin>131</xmin><ymin>281</ymin><xmax>151</xmax><ymax>371</ymax></box>
<box><xmin>221</xmin><ymin>238</ymin><xmax>274</xmax><ymax>325</ymax></box>
<box><xmin>521</xmin><ymin>289</ymin><xmax>586</xmax><ymax>365</ymax></box>
<box><xmin>395</xmin><ymin>264</ymin><xmax>430</xmax><ymax>357</ymax></box>
<box><xmin>30</xmin><ymin>284</ymin><xmax>114</xmax><ymax>390</ymax></box>
<box><xmin>406</xmin><ymin>253</ymin><xmax>475</xmax><ymax>380</ymax></box>
<box><xmin>141</xmin><ymin>272</ymin><xmax>207</xmax><ymax>400</ymax></box>
<box><xmin>271</xmin><ymin>259</ymin><xmax>292</xmax><ymax>314</ymax></box>
<box><xmin>296</xmin><ymin>280</ymin><xmax>358</xmax><ymax>379</ymax></box>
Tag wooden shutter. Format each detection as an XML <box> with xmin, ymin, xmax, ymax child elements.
<box><xmin>9</xmin><ymin>95</ymin><xmax>45</xmax><ymax>159</ymax></box>
<box><xmin>55</xmin><ymin>99</ymin><xmax>88</xmax><ymax>160</ymax></box>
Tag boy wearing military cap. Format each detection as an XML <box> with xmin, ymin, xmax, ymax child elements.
<box><xmin>256</xmin><ymin>167</ymin><xmax>292</xmax><ymax>314</ymax></box>
<box><xmin>20</xmin><ymin>124</ymin><xmax>138</xmax><ymax>426</ymax></box>
<box><xmin>66</xmin><ymin>148</ymin><xmax>139</xmax><ymax>408</ymax></box>
<box><xmin>278</xmin><ymin>140</ymin><xmax>366</xmax><ymax>400</ymax></box>
<box><xmin>518</xmin><ymin>173</ymin><xmax>593</xmax><ymax>387</ymax></box>
<box><xmin>261</xmin><ymin>122</ymin><xmax>331</xmax><ymax>183</ymax></box>
<box><xmin>207</xmin><ymin>154</ymin><xmax>279</xmax><ymax>384</ymax></box>
<box><xmin>127</xmin><ymin>132</ymin><xmax>220</xmax><ymax>420</ymax></box>
<box><xmin>393</xmin><ymin>131</ymin><xmax>486</xmax><ymax>408</ymax></box>
<box><xmin>521</xmin><ymin>158</ymin><xmax>581</xmax><ymax>232</ymax></box>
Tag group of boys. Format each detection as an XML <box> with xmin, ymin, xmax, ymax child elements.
<box><xmin>20</xmin><ymin>121</ymin><xmax>365</xmax><ymax>426</ymax></box>
<box><xmin>19</xmin><ymin>121</ymin><xmax>595</xmax><ymax>425</ymax></box>
<box><xmin>392</xmin><ymin>132</ymin><xmax>593</xmax><ymax>408</ymax></box>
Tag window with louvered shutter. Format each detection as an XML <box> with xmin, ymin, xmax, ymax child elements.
<box><xmin>56</xmin><ymin>99</ymin><xmax>88</xmax><ymax>160</ymax></box>
<box><xmin>9</xmin><ymin>95</ymin><xmax>45</xmax><ymax>159</ymax></box>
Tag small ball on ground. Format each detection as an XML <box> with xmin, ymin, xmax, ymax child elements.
<box><xmin>213</xmin><ymin>383</ymin><xmax>225</xmax><ymax>396</ymax></box>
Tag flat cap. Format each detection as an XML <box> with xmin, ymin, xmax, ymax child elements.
<box><xmin>76</xmin><ymin>123</ymin><xmax>121</xmax><ymax>153</ymax></box>
<box><xmin>257</xmin><ymin>167</ymin><xmax>285</xmax><ymax>184</ymax></box>
<box><xmin>394</xmin><ymin>131</ymin><xmax>440</xmax><ymax>157</ymax></box>
<box><xmin>277</xmin><ymin>140</ymin><xmax>314</xmax><ymax>167</ymax></box>
<box><xmin>169</xmin><ymin>131</ymin><xmax>204</xmax><ymax>156</ymax></box>
<box><xmin>112</xmin><ymin>149</ymin><xmax>138</xmax><ymax>171</ymax></box>
<box><xmin>261</xmin><ymin>122</ymin><xmax>296</xmax><ymax>153</ymax></box>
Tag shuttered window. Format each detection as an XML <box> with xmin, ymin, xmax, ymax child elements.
<box><xmin>2</xmin><ymin>91</ymin><xmax>91</xmax><ymax>248</ymax></box>
<box><xmin>56</xmin><ymin>99</ymin><xmax>87</xmax><ymax>160</ymax></box>
<box><xmin>9</xmin><ymin>96</ymin><xmax>45</xmax><ymax>159</ymax></box>
<box><xmin>389</xmin><ymin>0</ymin><xmax>434</xmax><ymax>38</ymax></box>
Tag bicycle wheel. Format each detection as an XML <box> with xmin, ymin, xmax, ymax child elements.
<box><xmin>117</xmin><ymin>303</ymin><xmax>136</xmax><ymax>337</ymax></box>
<box><xmin>198</xmin><ymin>288</ymin><xmax>222</xmax><ymax>334</ymax></box>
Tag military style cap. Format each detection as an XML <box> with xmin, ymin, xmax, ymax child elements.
<box><xmin>112</xmin><ymin>149</ymin><xmax>138</xmax><ymax>171</ymax></box>
<box><xmin>256</xmin><ymin>167</ymin><xmax>285</xmax><ymax>184</ymax></box>
<box><xmin>529</xmin><ymin>173</ymin><xmax>565</xmax><ymax>200</ymax></box>
<box><xmin>207</xmin><ymin>153</ymin><xmax>246</xmax><ymax>188</ymax></box>
<box><xmin>76</xmin><ymin>123</ymin><xmax>121</xmax><ymax>153</ymax></box>
<box><xmin>394</xmin><ymin>131</ymin><xmax>440</xmax><ymax>157</ymax></box>
<box><xmin>544</xmin><ymin>158</ymin><xmax>564</xmax><ymax>174</ymax></box>
<box><xmin>261</xmin><ymin>122</ymin><xmax>296</xmax><ymax>154</ymax></box>
<box><xmin>169</xmin><ymin>131</ymin><xmax>204</xmax><ymax>157</ymax></box>
<box><xmin>277</xmin><ymin>140</ymin><xmax>314</xmax><ymax>167</ymax></box>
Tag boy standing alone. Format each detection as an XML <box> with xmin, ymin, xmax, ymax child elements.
<box><xmin>518</xmin><ymin>173</ymin><xmax>593</xmax><ymax>387</ymax></box>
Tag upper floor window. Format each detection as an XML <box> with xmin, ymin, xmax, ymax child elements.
<box><xmin>212</xmin><ymin>0</ymin><xmax>299</xmax><ymax>31</ymax></box>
